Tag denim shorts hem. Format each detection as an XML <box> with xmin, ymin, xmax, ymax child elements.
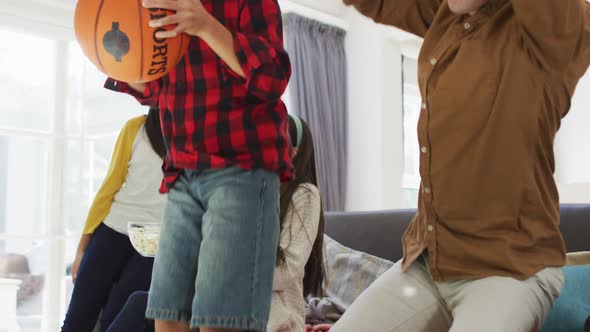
<box><xmin>190</xmin><ymin>315</ymin><xmax>267</xmax><ymax>331</ymax></box>
<box><xmin>145</xmin><ymin>308</ymin><xmax>191</xmax><ymax>323</ymax></box>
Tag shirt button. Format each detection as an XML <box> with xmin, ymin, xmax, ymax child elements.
<box><xmin>464</xmin><ymin>22</ymin><xmax>471</xmax><ymax>30</ymax></box>
<box><xmin>421</xmin><ymin>146</ymin><xmax>428</xmax><ymax>153</ymax></box>
<box><xmin>422</xmin><ymin>103</ymin><xmax>427</xmax><ymax>110</ymax></box>
<box><xmin>424</xmin><ymin>187</ymin><xmax>431</xmax><ymax>194</ymax></box>
<box><xmin>430</xmin><ymin>58</ymin><xmax>437</xmax><ymax>65</ymax></box>
<box><xmin>427</xmin><ymin>225</ymin><xmax>434</xmax><ymax>232</ymax></box>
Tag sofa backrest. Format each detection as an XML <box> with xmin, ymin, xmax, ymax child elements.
<box><xmin>325</xmin><ymin>204</ymin><xmax>590</xmax><ymax>262</ymax></box>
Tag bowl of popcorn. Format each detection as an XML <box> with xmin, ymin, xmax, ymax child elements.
<box><xmin>128</xmin><ymin>222</ymin><xmax>161</xmax><ymax>257</ymax></box>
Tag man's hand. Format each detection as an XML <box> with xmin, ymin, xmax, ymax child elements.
<box><xmin>143</xmin><ymin>0</ymin><xmax>215</xmax><ymax>38</ymax></box>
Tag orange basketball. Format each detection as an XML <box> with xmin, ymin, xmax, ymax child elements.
<box><xmin>74</xmin><ymin>0</ymin><xmax>190</xmax><ymax>83</ymax></box>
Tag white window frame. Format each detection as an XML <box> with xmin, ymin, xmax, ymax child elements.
<box><xmin>0</xmin><ymin>1</ymin><xmax>77</xmax><ymax>330</ymax></box>
<box><xmin>0</xmin><ymin>39</ymin><xmax>70</xmax><ymax>332</ymax></box>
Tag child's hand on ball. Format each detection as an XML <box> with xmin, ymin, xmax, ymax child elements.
<box><xmin>143</xmin><ymin>0</ymin><xmax>245</xmax><ymax>78</ymax></box>
<box><xmin>143</xmin><ymin>0</ymin><xmax>214</xmax><ymax>38</ymax></box>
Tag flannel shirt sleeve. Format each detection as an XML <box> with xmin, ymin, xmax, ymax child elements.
<box><xmin>104</xmin><ymin>78</ymin><xmax>161</xmax><ymax>106</ymax></box>
<box><xmin>226</xmin><ymin>0</ymin><xmax>291</xmax><ymax>101</ymax></box>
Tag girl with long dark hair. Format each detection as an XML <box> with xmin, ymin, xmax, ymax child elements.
<box><xmin>269</xmin><ymin>114</ymin><xmax>325</xmax><ymax>331</ymax></box>
<box><xmin>106</xmin><ymin>114</ymin><xmax>325</xmax><ymax>332</ymax></box>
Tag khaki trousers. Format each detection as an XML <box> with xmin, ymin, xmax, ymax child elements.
<box><xmin>331</xmin><ymin>257</ymin><xmax>564</xmax><ymax>332</ymax></box>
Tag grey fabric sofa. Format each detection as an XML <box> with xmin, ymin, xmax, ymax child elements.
<box><xmin>325</xmin><ymin>204</ymin><xmax>590</xmax><ymax>264</ymax></box>
<box><xmin>323</xmin><ymin>204</ymin><xmax>590</xmax><ymax>330</ymax></box>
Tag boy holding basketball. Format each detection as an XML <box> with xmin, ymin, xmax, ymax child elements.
<box><xmin>105</xmin><ymin>1</ymin><xmax>292</xmax><ymax>332</ymax></box>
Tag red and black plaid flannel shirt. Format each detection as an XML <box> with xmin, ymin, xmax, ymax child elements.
<box><xmin>105</xmin><ymin>0</ymin><xmax>292</xmax><ymax>193</ymax></box>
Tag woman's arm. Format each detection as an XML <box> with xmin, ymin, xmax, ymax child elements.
<box><xmin>81</xmin><ymin>116</ymin><xmax>145</xmax><ymax>235</ymax></box>
<box><xmin>273</xmin><ymin>184</ymin><xmax>321</xmax><ymax>291</ymax></box>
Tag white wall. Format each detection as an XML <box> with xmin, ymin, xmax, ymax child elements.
<box><xmin>555</xmin><ymin>71</ymin><xmax>590</xmax><ymax>203</ymax></box>
<box><xmin>344</xmin><ymin>11</ymin><xmax>385</xmax><ymax>211</ymax></box>
<box><xmin>343</xmin><ymin>9</ymin><xmax>407</xmax><ymax>211</ymax></box>
<box><xmin>559</xmin><ymin>183</ymin><xmax>590</xmax><ymax>203</ymax></box>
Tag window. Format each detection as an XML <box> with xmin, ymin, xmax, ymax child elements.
<box><xmin>64</xmin><ymin>42</ymin><xmax>146</xmax><ymax>237</ymax></box>
<box><xmin>0</xmin><ymin>30</ymin><xmax>55</xmax><ymax>331</ymax></box>
<box><xmin>401</xmin><ymin>56</ymin><xmax>420</xmax><ymax>208</ymax></box>
<box><xmin>0</xmin><ymin>31</ymin><xmax>55</xmax><ymax>132</ymax></box>
<box><xmin>0</xmin><ymin>28</ymin><xmax>146</xmax><ymax>332</ymax></box>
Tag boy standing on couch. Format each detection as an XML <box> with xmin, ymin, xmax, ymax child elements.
<box><xmin>105</xmin><ymin>0</ymin><xmax>292</xmax><ymax>331</ymax></box>
<box><xmin>332</xmin><ymin>0</ymin><xmax>590</xmax><ymax>331</ymax></box>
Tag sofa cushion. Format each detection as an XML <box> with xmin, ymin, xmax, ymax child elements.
<box><xmin>306</xmin><ymin>235</ymin><xmax>395</xmax><ymax>324</ymax></box>
<box><xmin>323</xmin><ymin>235</ymin><xmax>394</xmax><ymax>308</ymax></box>
<box><xmin>324</xmin><ymin>210</ymin><xmax>414</xmax><ymax>261</ymax></box>
<box><xmin>324</xmin><ymin>205</ymin><xmax>590</xmax><ymax>262</ymax></box>
<box><xmin>559</xmin><ymin>205</ymin><xmax>590</xmax><ymax>253</ymax></box>
<box><xmin>541</xmin><ymin>266</ymin><xmax>590</xmax><ymax>332</ymax></box>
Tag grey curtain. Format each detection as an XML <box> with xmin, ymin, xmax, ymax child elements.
<box><xmin>284</xmin><ymin>14</ymin><xmax>348</xmax><ymax>211</ymax></box>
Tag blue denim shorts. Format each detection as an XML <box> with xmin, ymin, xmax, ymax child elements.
<box><xmin>146</xmin><ymin>167</ymin><xmax>280</xmax><ymax>331</ymax></box>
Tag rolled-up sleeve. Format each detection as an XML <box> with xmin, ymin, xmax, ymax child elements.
<box><xmin>104</xmin><ymin>78</ymin><xmax>161</xmax><ymax>106</ymax></box>
<box><xmin>224</xmin><ymin>0</ymin><xmax>291</xmax><ymax>101</ymax></box>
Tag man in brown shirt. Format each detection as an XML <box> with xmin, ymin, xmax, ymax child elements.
<box><xmin>331</xmin><ymin>0</ymin><xmax>590</xmax><ymax>331</ymax></box>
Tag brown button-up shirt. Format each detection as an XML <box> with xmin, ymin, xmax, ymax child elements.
<box><xmin>345</xmin><ymin>0</ymin><xmax>590</xmax><ymax>281</ymax></box>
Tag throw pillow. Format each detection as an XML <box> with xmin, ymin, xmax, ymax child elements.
<box><xmin>322</xmin><ymin>234</ymin><xmax>394</xmax><ymax>308</ymax></box>
<box><xmin>306</xmin><ymin>235</ymin><xmax>394</xmax><ymax>324</ymax></box>
<box><xmin>541</xmin><ymin>266</ymin><xmax>590</xmax><ymax>332</ymax></box>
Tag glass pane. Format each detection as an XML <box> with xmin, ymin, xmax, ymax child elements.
<box><xmin>402</xmin><ymin>57</ymin><xmax>421</xmax><ymax>208</ymax></box>
<box><xmin>0</xmin><ymin>136</ymin><xmax>49</xmax><ymax>237</ymax></box>
<box><xmin>66</xmin><ymin>43</ymin><xmax>148</xmax><ymax>136</ymax></box>
<box><xmin>91</xmin><ymin>136</ymin><xmax>119</xmax><ymax>189</ymax></box>
<box><xmin>402</xmin><ymin>189</ymin><xmax>419</xmax><ymax>209</ymax></box>
<box><xmin>0</xmin><ymin>238</ymin><xmax>50</xmax><ymax>332</ymax></box>
<box><xmin>0</xmin><ymin>30</ymin><xmax>54</xmax><ymax>132</ymax></box>
<box><xmin>64</xmin><ymin>136</ymin><xmax>117</xmax><ymax>235</ymax></box>
<box><xmin>63</xmin><ymin>140</ymin><xmax>88</xmax><ymax>235</ymax></box>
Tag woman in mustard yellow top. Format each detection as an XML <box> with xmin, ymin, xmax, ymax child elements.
<box><xmin>62</xmin><ymin>107</ymin><xmax>167</xmax><ymax>332</ymax></box>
